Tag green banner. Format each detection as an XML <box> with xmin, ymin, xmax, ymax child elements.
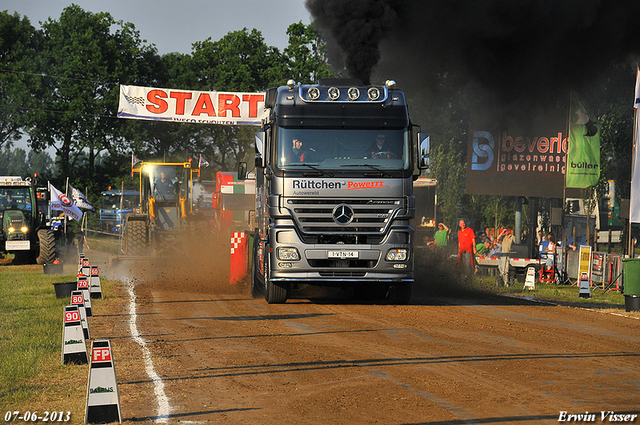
<box><xmin>566</xmin><ymin>92</ymin><xmax>600</xmax><ymax>188</ymax></box>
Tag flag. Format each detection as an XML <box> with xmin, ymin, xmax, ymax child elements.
<box><xmin>132</xmin><ymin>153</ymin><xmax>142</xmax><ymax>177</ymax></box>
<box><xmin>566</xmin><ymin>91</ymin><xmax>600</xmax><ymax>188</ymax></box>
<box><xmin>50</xmin><ymin>183</ymin><xmax>83</xmax><ymax>221</ymax></box>
<box><xmin>132</xmin><ymin>153</ymin><xmax>142</xmax><ymax>168</ymax></box>
<box><xmin>199</xmin><ymin>154</ymin><xmax>210</xmax><ymax>168</ymax></box>
<box><xmin>69</xmin><ymin>183</ymin><xmax>95</xmax><ymax>212</ymax></box>
<box><xmin>630</xmin><ymin>66</ymin><xmax>640</xmax><ymax>222</ymax></box>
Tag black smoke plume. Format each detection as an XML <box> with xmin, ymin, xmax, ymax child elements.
<box><xmin>307</xmin><ymin>0</ymin><xmax>640</xmax><ymax>106</ymax></box>
<box><xmin>305</xmin><ymin>0</ymin><xmax>400</xmax><ymax>85</ymax></box>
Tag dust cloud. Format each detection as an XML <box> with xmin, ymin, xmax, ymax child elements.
<box><xmin>107</xmin><ymin>232</ymin><xmax>247</xmax><ymax>295</ymax></box>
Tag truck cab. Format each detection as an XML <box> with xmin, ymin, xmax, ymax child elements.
<box><xmin>251</xmin><ymin>79</ymin><xmax>429</xmax><ymax>303</ymax></box>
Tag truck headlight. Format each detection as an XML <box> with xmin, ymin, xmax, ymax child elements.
<box><xmin>277</xmin><ymin>247</ymin><xmax>300</xmax><ymax>261</ymax></box>
<box><xmin>386</xmin><ymin>248</ymin><xmax>407</xmax><ymax>261</ymax></box>
<box><xmin>21</xmin><ymin>226</ymin><xmax>28</xmax><ymax>233</ymax></box>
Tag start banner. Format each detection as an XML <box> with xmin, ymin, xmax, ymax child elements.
<box><xmin>118</xmin><ymin>84</ymin><xmax>267</xmax><ymax>126</ymax></box>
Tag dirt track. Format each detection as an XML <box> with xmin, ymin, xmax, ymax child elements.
<box><xmin>88</xmin><ymin>249</ymin><xmax>640</xmax><ymax>424</ymax></box>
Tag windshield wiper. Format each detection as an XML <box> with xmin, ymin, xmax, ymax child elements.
<box><xmin>288</xmin><ymin>163</ymin><xmax>334</xmax><ymax>177</ymax></box>
<box><xmin>346</xmin><ymin>164</ymin><xmax>392</xmax><ymax>177</ymax></box>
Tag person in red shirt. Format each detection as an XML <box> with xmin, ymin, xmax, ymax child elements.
<box><xmin>457</xmin><ymin>219</ymin><xmax>476</xmax><ymax>275</ymax></box>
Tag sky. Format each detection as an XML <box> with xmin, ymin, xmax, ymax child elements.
<box><xmin>4</xmin><ymin>0</ymin><xmax>311</xmax><ymax>153</ymax></box>
<box><xmin>4</xmin><ymin>0</ymin><xmax>310</xmax><ymax>53</ymax></box>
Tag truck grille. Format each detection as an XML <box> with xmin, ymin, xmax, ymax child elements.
<box><xmin>287</xmin><ymin>198</ymin><xmax>401</xmax><ymax>241</ymax></box>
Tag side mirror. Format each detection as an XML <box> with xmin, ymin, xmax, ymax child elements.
<box><xmin>418</xmin><ymin>132</ymin><xmax>430</xmax><ymax>169</ymax></box>
<box><xmin>255</xmin><ymin>131</ymin><xmax>265</xmax><ymax>168</ymax></box>
<box><xmin>238</xmin><ymin>162</ymin><xmax>247</xmax><ymax>181</ymax></box>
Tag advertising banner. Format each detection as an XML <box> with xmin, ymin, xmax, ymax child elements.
<box><xmin>118</xmin><ymin>85</ymin><xmax>267</xmax><ymax>126</ymax></box>
<box><xmin>466</xmin><ymin>105</ymin><xmax>574</xmax><ymax>198</ymax></box>
<box><xmin>566</xmin><ymin>92</ymin><xmax>600</xmax><ymax>188</ymax></box>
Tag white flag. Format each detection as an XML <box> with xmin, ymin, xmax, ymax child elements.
<box><xmin>69</xmin><ymin>183</ymin><xmax>95</xmax><ymax>212</ymax></box>
<box><xmin>199</xmin><ymin>154</ymin><xmax>210</xmax><ymax>168</ymax></box>
<box><xmin>50</xmin><ymin>184</ymin><xmax>83</xmax><ymax>221</ymax></box>
<box><xmin>630</xmin><ymin>67</ymin><xmax>640</xmax><ymax>223</ymax></box>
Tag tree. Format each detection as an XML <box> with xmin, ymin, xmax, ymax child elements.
<box><xmin>192</xmin><ymin>28</ymin><xmax>286</xmax><ymax>92</ymax></box>
<box><xmin>0</xmin><ymin>11</ymin><xmax>39</xmax><ymax>150</ymax></box>
<box><xmin>23</xmin><ymin>5</ymin><xmax>157</xmax><ymax>178</ymax></box>
<box><xmin>6</xmin><ymin>148</ymin><xmax>28</xmax><ymax>176</ymax></box>
<box><xmin>283</xmin><ymin>22</ymin><xmax>332</xmax><ymax>84</ymax></box>
<box><xmin>28</xmin><ymin>150</ymin><xmax>55</xmax><ymax>181</ymax></box>
<box><xmin>430</xmin><ymin>138</ymin><xmax>466</xmax><ymax>231</ymax></box>
<box><xmin>185</xmin><ymin>29</ymin><xmax>288</xmax><ymax>169</ymax></box>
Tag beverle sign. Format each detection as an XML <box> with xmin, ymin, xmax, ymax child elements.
<box><xmin>118</xmin><ymin>84</ymin><xmax>267</xmax><ymax>126</ymax></box>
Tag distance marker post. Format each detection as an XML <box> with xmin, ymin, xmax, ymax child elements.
<box><xmin>524</xmin><ymin>266</ymin><xmax>536</xmax><ymax>290</ymax></box>
<box><xmin>85</xmin><ymin>339</ymin><xmax>122</xmax><ymax>424</ymax></box>
<box><xmin>71</xmin><ymin>291</ymin><xmax>91</xmax><ymax>340</ymax></box>
<box><xmin>77</xmin><ymin>276</ymin><xmax>93</xmax><ymax>317</ymax></box>
<box><xmin>62</xmin><ymin>305</ymin><xmax>87</xmax><ymax>364</ymax></box>
<box><xmin>78</xmin><ymin>253</ymin><xmax>85</xmax><ymax>273</ymax></box>
<box><xmin>89</xmin><ymin>265</ymin><xmax>103</xmax><ymax>299</ymax></box>
<box><xmin>81</xmin><ymin>257</ymin><xmax>91</xmax><ymax>277</ymax></box>
<box><xmin>579</xmin><ymin>272</ymin><xmax>592</xmax><ymax>298</ymax></box>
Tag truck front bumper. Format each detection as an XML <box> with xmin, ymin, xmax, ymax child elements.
<box><xmin>268</xmin><ymin>228</ymin><xmax>414</xmax><ymax>284</ymax></box>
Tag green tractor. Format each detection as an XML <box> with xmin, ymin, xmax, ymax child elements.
<box><xmin>0</xmin><ymin>176</ymin><xmax>57</xmax><ymax>265</ymax></box>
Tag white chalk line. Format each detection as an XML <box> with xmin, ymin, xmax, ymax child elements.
<box><xmin>127</xmin><ymin>282</ymin><xmax>172</xmax><ymax>422</ymax></box>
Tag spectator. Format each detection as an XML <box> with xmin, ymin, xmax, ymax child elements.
<box><xmin>456</xmin><ymin>219</ymin><xmax>476</xmax><ymax>276</ymax></box>
<box><xmin>434</xmin><ymin>222</ymin><xmax>450</xmax><ymax>256</ymax></box>
<box><xmin>497</xmin><ymin>228</ymin><xmax>516</xmax><ymax>286</ymax></box>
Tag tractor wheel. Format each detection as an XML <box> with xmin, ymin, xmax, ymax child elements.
<box><xmin>263</xmin><ymin>247</ymin><xmax>288</xmax><ymax>304</ymax></box>
<box><xmin>126</xmin><ymin>220</ymin><xmax>148</xmax><ymax>256</ymax></box>
<box><xmin>37</xmin><ymin>229</ymin><xmax>56</xmax><ymax>265</ymax></box>
<box><xmin>387</xmin><ymin>282</ymin><xmax>412</xmax><ymax>305</ymax></box>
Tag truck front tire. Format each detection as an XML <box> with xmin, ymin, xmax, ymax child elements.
<box><xmin>263</xmin><ymin>248</ymin><xmax>288</xmax><ymax>303</ymax></box>
<box><xmin>250</xmin><ymin>245</ymin><xmax>262</xmax><ymax>298</ymax></box>
<box><xmin>387</xmin><ymin>282</ymin><xmax>411</xmax><ymax>305</ymax></box>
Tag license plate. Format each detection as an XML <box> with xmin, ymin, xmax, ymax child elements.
<box><xmin>328</xmin><ymin>250</ymin><xmax>358</xmax><ymax>259</ymax></box>
<box><xmin>6</xmin><ymin>240</ymin><xmax>30</xmax><ymax>250</ymax></box>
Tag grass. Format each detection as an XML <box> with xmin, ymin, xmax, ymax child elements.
<box><xmin>472</xmin><ymin>273</ymin><xmax>634</xmax><ymax>311</ymax></box>
<box><xmin>84</xmin><ymin>232</ymin><xmax>121</xmax><ymax>255</ymax></box>
<box><xmin>0</xmin><ymin>264</ymin><xmax>121</xmax><ymax>419</ymax></box>
<box><xmin>417</xmin><ymin>254</ymin><xmax>639</xmax><ymax>316</ymax></box>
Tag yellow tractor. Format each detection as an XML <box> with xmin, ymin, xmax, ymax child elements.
<box><xmin>125</xmin><ymin>160</ymin><xmax>209</xmax><ymax>257</ymax></box>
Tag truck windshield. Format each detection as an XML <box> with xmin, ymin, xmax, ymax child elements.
<box><xmin>276</xmin><ymin>128</ymin><xmax>410</xmax><ymax>171</ymax></box>
<box><xmin>101</xmin><ymin>193</ymin><xmax>139</xmax><ymax>210</ymax></box>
